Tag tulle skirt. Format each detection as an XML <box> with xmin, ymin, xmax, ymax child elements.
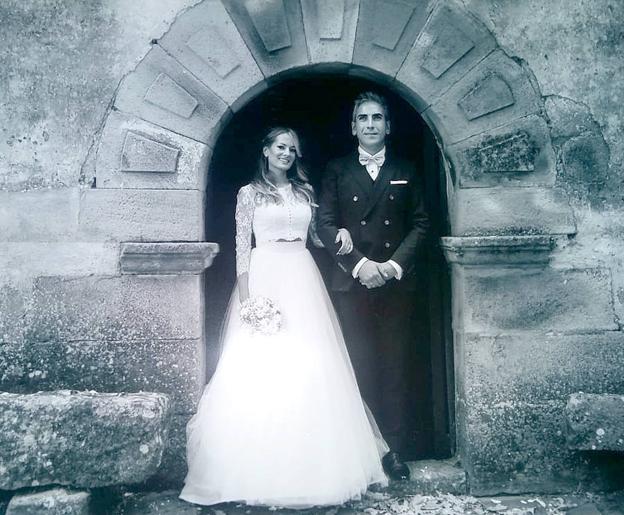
<box><xmin>179</xmin><ymin>241</ymin><xmax>388</xmax><ymax>508</ymax></box>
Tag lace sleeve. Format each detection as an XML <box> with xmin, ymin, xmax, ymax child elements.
<box><xmin>308</xmin><ymin>204</ymin><xmax>324</xmax><ymax>248</ymax></box>
<box><xmin>235</xmin><ymin>185</ymin><xmax>254</xmax><ymax>276</ymax></box>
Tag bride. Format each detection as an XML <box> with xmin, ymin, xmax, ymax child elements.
<box><xmin>179</xmin><ymin>127</ymin><xmax>388</xmax><ymax>508</ymax></box>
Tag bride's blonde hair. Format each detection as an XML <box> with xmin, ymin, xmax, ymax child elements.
<box><xmin>251</xmin><ymin>127</ymin><xmax>315</xmax><ymax>206</ymax></box>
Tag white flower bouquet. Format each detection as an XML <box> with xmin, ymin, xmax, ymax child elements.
<box><xmin>240</xmin><ymin>296</ymin><xmax>282</xmax><ymax>335</ymax></box>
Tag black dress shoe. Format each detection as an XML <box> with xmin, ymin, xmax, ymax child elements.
<box><xmin>382</xmin><ymin>451</ymin><xmax>410</xmax><ymax>480</ymax></box>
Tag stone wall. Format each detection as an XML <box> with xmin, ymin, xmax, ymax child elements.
<box><xmin>1</xmin><ymin>0</ymin><xmax>623</xmax><ymax>494</ymax></box>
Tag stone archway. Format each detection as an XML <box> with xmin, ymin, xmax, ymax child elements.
<box><xmin>88</xmin><ymin>0</ymin><xmax>587</xmax><ymax>494</ymax></box>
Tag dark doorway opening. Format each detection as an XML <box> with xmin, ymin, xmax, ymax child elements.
<box><xmin>205</xmin><ymin>72</ymin><xmax>454</xmax><ymax>459</ymax></box>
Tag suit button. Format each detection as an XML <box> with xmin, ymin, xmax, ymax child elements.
<box><xmin>360</xmin><ymin>220</ymin><xmax>367</xmax><ymax>226</ymax></box>
<box><xmin>353</xmin><ymin>195</ymin><xmax>358</xmax><ymax>202</ymax></box>
<box><xmin>389</xmin><ymin>194</ymin><xmax>395</xmax><ymax>200</ymax></box>
<box><xmin>384</xmin><ymin>242</ymin><xmax>391</xmax><ymax>248</ymax></box>
<box><xmin>384</xmin><ymin>219</ymin><xmax>390</xmax><ymax>225</ymax></box>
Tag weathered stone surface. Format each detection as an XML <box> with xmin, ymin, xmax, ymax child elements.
<box><xmin>560</xmin><ymin>133</ymin><xmax>610</xmax><ymax>202</ymax></box>
<box><xmin>222</xmin><ymin>0</ymin><xmax>309</xmax><ymax>77</ymax></box>
<box><xmin>0</xmin><ymin>243</ymin><xmax>119</xmax><ymax>281</ymax></box>
<box><xmin>301</xmin><ymin>0</ymin><xmax>359</xmax><ymax>63</ymax></box>
<box><xmin>441</xmin><ymin>235</ymin><xmax>555</xmax><ymax>265</ymax></box>
<box><xmin>95</xmin><ymin>111</ymin><xmax>209</xmax><ymax>190</ymax></box>
<box><xmin>78</xmin><ymin>188</ymin><xmax>204</xmax><ymax>241</ymax></box>
<box><xmin>0</xmin><ymin>189</ymin><xmax>79</xmax><ymax>242</ymax></box>
<box><xmin>404</xmin><ymin>459</ymin><xmax>467</xmax><ymax>495</ymax></box>
<box><xmin>449</xmin><ymin>115</ymin><xmax>556</xmax><ymax>187</ymax></box>
<box><xmin>145</xmin><ymin>413</ymin><xmax>189</xmax><ymax>487</ymax></box>
<box><xmin>157</xmin><ymin>1</ymin><xmax>264</xmax><ymax>106</ymax></box>
<box><xmin>0</xmin><ymin>339</ymin><xmax>204</xmax><ymax>414</ymax></box>
<box><xmin>425</xmin><ymin>50</ymin><xmax>541</xmax><ymax>143</ymax></box>
<box><xmin>451</xmin><ymin>187</ymin><xmax>576</xmax><ymax>236</ymax></box>
<box><xmin>460</xmin><ymin>332</ymin><xmax>624</xmax><ymax>405</ymax></box>
<box><xmin>6</xmin><ymin>488</ymin><xmax>90</xmax><ymax>515</ymax></box>
<box><xmin>566</xmin><ymin>393</ymin><xmax>624</xmax><ymax>451</ymax></box>
<box><xmin>397</xmin><ymin>2</ymin><xmax>496</xmax><ymax>107</ymax></box>
<box><xmin>545</xmin><ymin>96</ymin><xmax>602</xmax><ymax>142</ymax></box>
<box><xmin>28</xmin><ymin>275</ymin><xmax>202</xmax><ymax>342</ymax></box>
<box><xmin>353</xmin><ymin>0</ymin><xmax>434</xmax><ymax>78</ymax></box>
<box><xmin>0</xmin><ymin>391</ymin><xmax>170</xmax><ymax>489</ymax></box>
<box><xmin>458</xmin><ymin>399</ymin><xmax>624</xmax><ymax>495</ymax></box>
<box><xmin>459</xmin><ymin>267</ymin><xmax>618</xmax><ymax>334</ymax></box>
<box><xmin>120</xmin><ymin>242</ymin><xmax>219</xmax><ymax>275</ymax></box>
<box><xmin>115</xmin><ymin>45</ymin><xmax>229</xmax><ymax>145</ymax></box>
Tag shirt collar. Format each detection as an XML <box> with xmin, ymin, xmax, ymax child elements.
<box><xmin>358</xmin><ymin>145</ymin><xmax>386</xmax><ymax>159</ymax></box>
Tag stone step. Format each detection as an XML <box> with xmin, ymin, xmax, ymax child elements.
<box><xmin>566</xmin><ymin>393</ymin><xmax>624</xmax><ymax>452</ymax></box>
<box><xmin>390</xmin><ymin>458</ymin><xmax>467</xmax><ymax>496</ymax></box>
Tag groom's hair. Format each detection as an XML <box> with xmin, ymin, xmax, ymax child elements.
<box><xmin>351</xmin><ymin>91</ymin><xmax>390</xmax><ymax>123</ymax></box>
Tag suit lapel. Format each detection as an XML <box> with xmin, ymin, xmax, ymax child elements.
<box><xmin>348</xmin><ymin>152</ymin><xmax>374</xmax><ymax>198</ymax></box>
<box><xmin>362</xmin><ymin>157</ymin><xmax>395</xmax><ymax>218</ymax></box>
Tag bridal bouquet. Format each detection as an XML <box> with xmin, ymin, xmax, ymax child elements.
<box><xmin>240</xmin><ymin>296</ymin><xmax>282</xmax><ymax>335</ymax></box>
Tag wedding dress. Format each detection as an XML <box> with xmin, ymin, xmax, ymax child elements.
<box><xmin>180</xmin><ymin>183</ymin><xmax>388</xmax><ymax>508</ymax></box>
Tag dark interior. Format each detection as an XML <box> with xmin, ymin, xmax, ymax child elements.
<box><xmin>204</xmin><ymin>73</ymin><xmax>454</xmax><ymax>460</ymax></box>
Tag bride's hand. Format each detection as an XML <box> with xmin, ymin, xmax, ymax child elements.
<box><xmin>335</xmin><ymin>228</ymin><xmax>353</xmax><ymax>255</ymax></box>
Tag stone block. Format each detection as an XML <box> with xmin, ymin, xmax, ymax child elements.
<box><xmin>157</xmin><ymin>1</ymin><xmax>264</xmax><ymax>107</ymax></box>
<box><xmin>566</xmin><ymin>393</ymin><xmax>624</xmax><ymax>451</ymax></box>
<box><xmin>95</xmin><ymin>111</ymin><xmax>209</xmax><ymax>190</ymax></box>
<box><xmin>352</xmin><ymin>0</ymin><xmax>434</xmax><ymax>78</ymax></box>
<box><xmin>448</xmin><ymin>115</ymin><xmax>556</xmax><ymax>187</ymax></box>
<box><xmin>425</xmin><ymin>50</ymin><xmax>541</xmax><ymax>144</ymax></box>
<box><xmin>560</xmin><ymin>133</ymin><xmax>610</xmax><ymax>194</ymax></box>
<box><xmin>0</xmin><ymin>339</ymin><xmax>204</xmax><ymax>414</ymax></box>
<box><xmin>441</xmin><ymin>235</ymin><xmax>555</xmax><ymax>266</ymax></box>
<box><xmin>0</xmin><ymin>242</ymin><xmax>119</xmax><ymax>281</ymax></box>
<box><xmin>403</xmin><ymin>458</ymin><xmax>467</xmax><ymax>495</ymax></box>
<box><xmin>460</xmin><ymin>399</ymin><xmax>624</xmax><ymax>495</ymax></box>
<box><xmin>460</xmin><ymin>333</ymin><xmax>624</xmax><ymax>406</ymax></box>
<box><xmin>397</xmin><ymin>2</ymin><xmax>496</xmax><ymax>107</ymax></box>
<box><xmin>221</xmin><ymin>0</ymin><xmax>309</xmax><ymax>78</ymax></box>
<box><xmin>120</xmin><ymin>242</ymin><xmax>219</xmax><ymax>275</ymax></box>
<box><xmin>28</xmin><ymin>275</ymin><xmax>202</xmax><ymax>342</ymax></box>
<box><xmin>114</xmin><ymin>45</ymin><xmax>229</xmax><ymax>146</ymax></box>
<box><xmin>451</xmin><ymin>187</ymin><xmax>576</xmax><ymax>236</ymax></box>
<box><xmin>6</xmin><ymin>488</ymin><xmax>90</xmax><ymax>515</ymax></box>
<box><xmin>78</xmin><ymin>188</ymin><xmax>204</xmax><ymax>241</ymax></box>
<box><xmin>145</xmin><ymin>413</ymin><xmax>190</xmax><ymax>488</ymax></box>
<box><xmin>301</xmin><ymin>0</ymin><xmax>359</xmax><ymax>63</ymax></box>
<box><xmin>0</xmin><ymin>189</ymin><xmax>79</xmax><ymax>242</ymax></box>
<box><xmin>0</xmin><ymin>281</ymin><xmax>33</xmax><ymax>344</ymax></box>
<box><xmin>459</xmin><ymin>267</ymin><xmax>618</xmax><ymax>334</ymax></box>
<box><xmin>0</xmin><ymin>391</ymin><xmax>171</xmax><ymax>489</ymax></box>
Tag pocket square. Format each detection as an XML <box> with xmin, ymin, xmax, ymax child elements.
<box><xmin>390</xmin><ymin>179</ymin><xmax>408</xmax><ymax>185</ymax></box>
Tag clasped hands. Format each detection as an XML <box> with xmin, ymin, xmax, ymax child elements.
<box><xmin>335</xmin><ymin>228</ymin><xmax>395</xmax><ymax>289</ymax></box>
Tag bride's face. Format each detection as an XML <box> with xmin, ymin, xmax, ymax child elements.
<box><xmin>263</xmin><ymin>133</ymin><xmax>297</xmax><ymax>174</ymax></box>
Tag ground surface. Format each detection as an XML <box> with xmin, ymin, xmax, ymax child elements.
<box><xmin>113</xmin><ymin>488</ymin><xmax>624</xmax><ymax>515</ymax></box>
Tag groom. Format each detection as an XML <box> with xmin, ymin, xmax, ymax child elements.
<box><xmin>317</xmin><ymin>91</ymin><xmax>429</xmax><ymax>480</ymax></box>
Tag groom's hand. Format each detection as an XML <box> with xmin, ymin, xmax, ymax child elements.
<box><xmin>378</xmin><ymin>261</ymin><xmax>398</xmax><ymax>281</ymax></box>
<box><xmin>357</xmin><ymin>261</ymin><xmax>386</xmax><ymax>289</ymax></box>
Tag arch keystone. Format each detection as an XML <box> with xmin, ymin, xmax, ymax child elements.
<box><xmin>353</xmin><ymin>0</ymin><xmax>435</xmax><ymax>77</ymax></box>
<box><xmin>301</xmin><ymin>0</ymin><xmax>359</xmax><ymax>63</ymax></box>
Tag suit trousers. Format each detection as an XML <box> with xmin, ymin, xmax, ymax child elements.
<box><xmin>335</xmin><ymin>282</ymin><xmax>414</xmax><ymax>453</ymax></box>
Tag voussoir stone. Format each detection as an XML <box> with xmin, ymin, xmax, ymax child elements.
<box><xmin>6</xmin><ymin>488</ymin><xmax>90</xmax><ymax>515</ymax></box>
<box><xmin>566</xmin><ymin>393</ymin><xmax>624</xmax><ymax>451</ymax></box>
<box><xmin>0</xmin><ymin>391</ymin><xmax>171</xmax><ymax>489</ymax></box>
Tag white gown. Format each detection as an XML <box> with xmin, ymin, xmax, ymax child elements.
<box><xmin>180</xmin><ymin>183</ymin><xmax>388</xmax><ymax>508</ymax></box>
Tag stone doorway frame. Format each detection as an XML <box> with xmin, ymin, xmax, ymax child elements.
<box><xmin>90</xmin><ymin>0</ymin><xmax>578</xmax><ymax>491</ymax></box>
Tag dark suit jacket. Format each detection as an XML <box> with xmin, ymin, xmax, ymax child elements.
<box><xmin>317</xmin><ymin>150</ymin><xmax>429</xmax><ymax>291</ymax></box>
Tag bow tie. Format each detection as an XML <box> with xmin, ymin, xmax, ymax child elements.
<box><xmin>358</xmin><ymin>150</ymin><xmax>385</xmax><ymax>179</ymax></box>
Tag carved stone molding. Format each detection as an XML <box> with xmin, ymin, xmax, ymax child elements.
<box><xmin>120</xmin><ymin>242</ymin><xmax>219</xmax><ymax>275</ymax></box>
<box><xmin>441</xmin><ymin>235</ymin><xmax>555</xmax><ymax>265</ymax></box>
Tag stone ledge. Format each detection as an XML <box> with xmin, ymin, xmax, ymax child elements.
<box><xmin>120</xmin><ymin>242</ymin><xmax>219</xmax><ymax>275</ymax></box>
<box><xmin>441</xmin><ymin>235</ymin><xmax>555</xmax><ymax>265</ymax></box>
<box><xmin>404</xmin><ymin>458</ymin><xmax>467</xmax><ymax>495</ymax></box>
<box><xmin>6</xmin><ymin>488</ymin><xmax>90</xmax><ymax>515</ymax></box>
<box><xmin>566</xmin><ymin>393</ymin><xmax>624</xmax><ymax>452</ymax></box>
<box><xmin>0</xmin><ymin>391</ymin><xmax>171</xmax><ymax>490</ymax></box>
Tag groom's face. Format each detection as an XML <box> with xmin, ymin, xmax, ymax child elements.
<box><xmin>351</xmin><ymin>100</ymin><xmax>390</xmax><ymax>153</ymax></box>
